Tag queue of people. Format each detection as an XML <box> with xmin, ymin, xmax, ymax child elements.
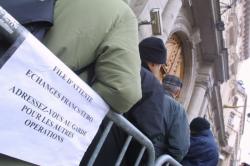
<box><xmin>81</xmin><ymin>37</ymin><xmax>219</xmax><ymax>166</ymax></box>
<box><xmin>0</xmin><ymin>0</ymin><xmax>220</xmax><ymax>166</ymax></box>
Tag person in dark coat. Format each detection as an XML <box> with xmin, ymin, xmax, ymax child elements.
<box><xmin>139</xmin><ymin>37</ymin><xmax>190</xmax><ymax>162</ymax></box>
<box><xmin>125</xmin><ymin>67</ymin><xmax>166</xmax><ymax>161</ymax></box>
<box><xmin>162</xmin><ymin>75</ymin><xmax>190</xmax><ymax>162</ymax></box>
<box><xmin>181</xmin><ymin>117</ymin><xmax>219</xmax><ymax>166</ymax></box>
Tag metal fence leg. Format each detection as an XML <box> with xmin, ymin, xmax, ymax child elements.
<box><xmin>87</xmin><ymin>121</ymin><xmax>114</xmax><ymax>166</ymax></box>
<box><xmin>134</xmin><ymin>146</ymin><xmax>146</xmax><ymax>166</ymax></box>
<box><xmin>107</xmin><ymin>111</ymin><xmax>155</xmax><ymax>166</ymax></box>
<box><xmin>115</xmin><ymin>135</ymin><xmax>133</xmax><ymax>166</ymax></box>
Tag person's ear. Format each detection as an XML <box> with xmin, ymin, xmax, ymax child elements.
<box><xmin>173</xmin><ymin>88</ymin><xmax>181</xmax><ymax>99</ymax></box>
<box><xmin>147</xmin><ymin>62</ymin><xmax>154</xmax><ymax>68</ymax></box>
<box><xmin>151</xmin><ymin>63</ymin><xmax>162</xmax><ymax>70</ymax></box>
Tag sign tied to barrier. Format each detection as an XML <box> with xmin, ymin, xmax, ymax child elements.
<box><xmin>0</xmin><ymin>33</ymin><xmax>109</xmax><ymax>166</ymax></box>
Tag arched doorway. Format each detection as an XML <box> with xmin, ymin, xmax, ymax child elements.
<box><xmin>161</xmin><ymin>33</ymin><xmax>185</xmax><ymax>80</ymax></box>
<box><xmin>161</xmin><ymin>33</ymin><xmax>185</xmax><ymax>98</ymax></box>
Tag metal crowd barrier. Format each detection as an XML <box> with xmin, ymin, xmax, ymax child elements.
<box><xmin>87</xmin><ymin>111</ymin><xmax>183</xmax><ymax>166</ymax></box>
<box><xmin>155</xmin><ymin>155</ymin><xmax>182</xmax><ymax>166</ymax></box>
<box><xmin>0</xmin><ymin>6</ymin><xmax>182</xmax><ymax>166</ymax></box>
<box><xmin>87</xmin><ymin>111</ymin><xmax>155</xmax><ymax>166</ymax></box>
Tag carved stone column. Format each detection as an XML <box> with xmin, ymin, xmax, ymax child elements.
<box><xmin>187</xmin><ymin>64</ymin><xmax>213</xmax><ymax>121</ymax></box>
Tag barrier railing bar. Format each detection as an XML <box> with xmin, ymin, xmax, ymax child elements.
<box><xmin>155</xmin><ymin>154</ymin><xmax>182</xmax><ymax>166</ymax></box>
<box><xmin>107</xmin><ymin>111</ymin><xmax>155</xmax><ymax>166</ymax></box>
<box><xmin>134</xmin><ymin>146</ymin><xmax>146</xmax><ymax>166</ymax></box>
<box><xmin>0</xmin><ymin>6</ymin><xmax>27</xmax><ymax>43</ymax></box>
<box><xmin>87</xmin><ymin>121</ymin><xmax>114</xmax><ymax>166</ymax></box>
<box><xmin>115</xmin><ymin>135</ymin><xmax>133</xmax><ymax>166</ymax></box>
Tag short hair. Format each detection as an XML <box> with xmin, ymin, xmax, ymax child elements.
<box><xmin>163</xmin><ymin>83</ymin><xmax>181</xmax><ymax>95</ymax></box>
<box><xmin>162</xmin><ymin>75</ymin><xmax>182</xmax><ymax>94</ymax></box>
<box><xmin>163</xmin><ymin>75</ymin><xmax>182</xmax><ymax>88</ymax></box>
<box><xmin>190</xmin><ymin>117</ymin><xmax>210</xmax><ymax>133</ymax></box>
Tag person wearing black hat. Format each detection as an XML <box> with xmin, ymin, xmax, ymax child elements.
<box><xmin>181</xmin><ymin>117</ymin><xmax>219</xmax><ymax>166</ymax></box>
<box><xmin>125</xmin><ymin>37</ymin><xmax>190</xmax><ymax>162</ymax></box>
<box><xmin>139</xmin><ymin>37</ymin><xmax>167</xmax><ymax>83</ymax></box>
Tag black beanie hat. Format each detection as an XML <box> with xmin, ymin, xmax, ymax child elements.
<box><xmin>190</xmin><ymin>117</ymin><xmax>210</xmax><ymax>133</ymax></box>
<box><xmin>139</xmin><ymin>37</ymin><xmax>167</xmax><ymax>64</ymax></box>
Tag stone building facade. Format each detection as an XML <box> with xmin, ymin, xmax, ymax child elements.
<box><xmin>221</xmin><ymin>80</ymin><xmax>247</xmax><ymax>166</ymax></box>
<box><xmin>126</xmin><ymin>0</ymin><xmax>249</xmax><ymax>165</ymax></box>
<box><xmin>219</xmin><ymin>0</ymin><xmax>249</xmax><ymax>165</ymax></box>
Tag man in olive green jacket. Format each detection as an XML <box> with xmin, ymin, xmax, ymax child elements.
<box><xmin>0</xmin><ymin>0</ymin><xmax>141</xmax><ymax>165</ymax></box>
<box><xmin>44</xmin><ymin>0</ymin><xmax>142</xmax><ymax>114</ymax></box>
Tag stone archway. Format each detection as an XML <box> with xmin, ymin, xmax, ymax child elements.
<box><xmin>160</xmin><ymin>33</ymin><xmax>185</xmax><ymax>99</ymax></box>
<box><xmin>161</xmin><ymin>30</ymin><xmax>196</xmax><ymax>109</ymax></box>
<box><xmin>161</xmin><ymin>33</ymin><xmax>185</xmax><ymax>81</ymax></box>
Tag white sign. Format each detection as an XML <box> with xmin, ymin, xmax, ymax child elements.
<box><xmin>0</xmin><ymin>34</ymin><xmax>109</xmax><ymax>166</ymax></box>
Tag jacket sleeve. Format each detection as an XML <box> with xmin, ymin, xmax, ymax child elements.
<box><xmin>166</xmin><ymin>101</ymin><xmax>190</xmax><ymax>162</ymax></box>
<box><xmin>92</xmin><ymin>6</ymin><xmax>142</xmax><ymax>113</ymax></box>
